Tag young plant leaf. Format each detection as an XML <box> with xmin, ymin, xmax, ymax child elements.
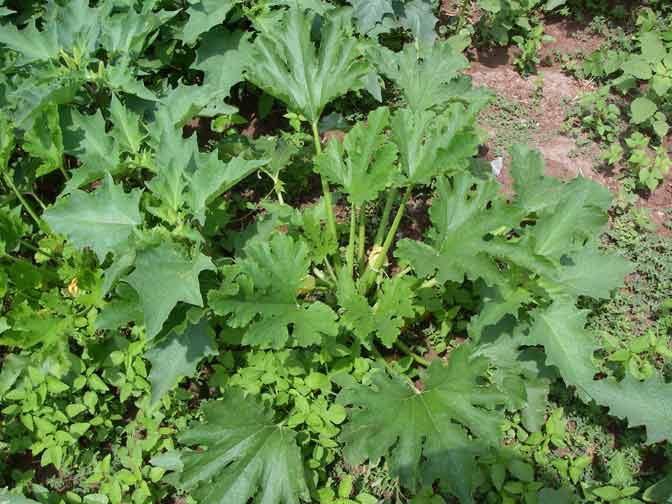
<box><xmin>23</xmin><ymin>104</ymin><xmax>64</xmax><ymax>177</ymax></box>
<box><xmin>109</xmin><ymin>94</ymin><xmax>145</xmax><ymax>153</ymax></box>
<box><xmin>209</xmin><ymin>233</ymin><xmax>338</xmax><ymax>348</ymax></box>
<box><xmin>338</xmin><ymin>273</ymin><xmax>416</xmax><ymax>348</ymax></box>
<box><xmin>315</xmin><ymin>107</ymin><xmax>399</xmax><ymax>206</ymax></box>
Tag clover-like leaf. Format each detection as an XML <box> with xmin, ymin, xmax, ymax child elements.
<box><xmin>339</xmin><ymin>345</ymin><xmax>505</xmax><ymax>502</ymax></box>
<box><xmin>173</xmin><ymin>388</ymin><xmax>310</xmax><ymax>504</ymax></box>
<box><xmin>246</xmin><ymin>7</ymin><xmax>370</xmax><ymax>124</ymax></box>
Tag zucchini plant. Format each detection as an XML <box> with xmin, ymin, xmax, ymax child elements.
<box><xmin>0</xmin><ymin>2</ymin><xmax>670</xmax><ymax>504</ymax></box>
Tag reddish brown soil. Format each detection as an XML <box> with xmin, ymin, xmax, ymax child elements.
<box><xmin>464</xmin><ymin>18</ymin><xmax>672</xmax><ymax>233</ymax></box>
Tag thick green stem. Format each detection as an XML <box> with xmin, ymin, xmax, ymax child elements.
<box><xmin>395</xmin><ymin>339</ymin><xmax>430</xmax><ymax>367</ymax></box>
<box><xmin>346</xmin><ymin>204</ymin><xmax>357</xmax><ymax>277</ymax></box>
<box><xmin>29</xmin><ymin>192</ymin><xmax>47</xmax><ymax>210</ymax></box>
<box><xmin>323</xmin><ymin>257</ymin><xmax>337</xmax><ymax>284</ymax></box>
<box><xmin>3</xmin><ymin>174</ymin><xmax>49</xmax><ymax>234</ymax></box>
<box><xmin>360</xmin><ymin>188</ymin><xmax>411</xmax><ymax>292</ymax></box>
<box><xmin>357</xmin><ymin>207</ymin><xmax>367</xmax><ymax>272</ymax></box>
<box><xmin>373</xmin><ymin>188</ymin><xmax>398</xmax><ymax>246</ymax></box>
<box><xmin>311</xmin><ymin>121</ymin><xmax>339</xmax><ymax>258</ymax></box>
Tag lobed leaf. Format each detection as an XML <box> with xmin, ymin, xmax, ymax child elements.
<box><xmin>315</xmin><ymin>106</ymin><xmax>399</xmax><ymax>206</ymax></box>
<box><xmin>174</xmin><ymin>389</ymin><xmax>310</xmax><ymax>504</ymax></box>
<box><xmin>125</xmin><ymin>242</ymin><xmax>215</xmax><ymax>339</ymax></box>
<box><xmin>246</xmin><ymin>7</ymin><xmax>370</xmax><ymax>123</ymax></box>
<box><xmin>44</xmin><ymin>173</ymin><xmax>142</xmax><ymax>261</ymax></box>
<box><xmin>529</xmin><ymin>302</ymin><xmax>672</xmax><ymax>444</ymax></box>
<box><xmin>339</xmin><ymin>345</ymin><xmax>505</xmax><ymax>502</ymax></box>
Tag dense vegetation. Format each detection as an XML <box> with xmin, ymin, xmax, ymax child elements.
<box><xmin>0</xmin><ymin>1</ymin><xmax>670</xmax><ymax>503</ymax></box>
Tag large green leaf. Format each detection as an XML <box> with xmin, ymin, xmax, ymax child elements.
<box><xmin>193</xmin><ymin>28</ymin><xmax>252</xmax><ymax>98</ymax></box>
<box><xmin>62</xmin><ymin>109</ymin><xmax>122</xmax><ymax>191</ymax></box>
<box><xmin>23</xmin><ymin>103</ymin><xmax>64</xmax><ymax>178</ymax></box>
<box><xmin>125</xmin><ymin>242</ymin><xmax>215</xmax><ymax>339</ymax></box>
<box><xmin>347</xmin><ymin>0</ymin><xmax>394</xmax><ymax>34</ymax></box>
<box><xmin>315</xmin><ymin>107</ymin><xmax>398</xmax><ymax>206</ymax></box>
<box><xmin>0</xmin><ymin>0</ymin><xmax>101</xmax><ymax>65</ymax></box>
<box><xmin>146</xmin><ymin>313</ymin><xmax>217</xmax><ymax>405</ymax></box>
<box><xmin>0</xmin><ymin>206</ymin><xmax>30</xmax><ymax>255</ymax></box>
<box><xmin>44</xmin><ymin>174</ymin><xmax>142</xmax><ymax>261</ymax></box>
<box><xmin>384</xmin><ymin>42</ymin><xmax>469</xmax><ymax>112</ymax></box>
<box><xmin>181</xmin><ymin>0</ymin><xmax>239</xmax><ymax>45</ymax></box>
<box><xmin>187</xmin><ymin>153</ymin><xmax>268</xmax><ymax>225</ymax></box>
<box><xmin>0</xmin><ymin>20</ymin><xmax>59</xmax><ymax>64</ymax></box>
<box><xmin>397</xmin><ymin>148</ymin><xmax>631</xmax><ymax>300</ymax></box>
<box><xmin>145</xmin><ymin>124</ymin><xmax>266</xmax><ymax>222</ymax></box>
<box><xmin>146</xmin><ymin>128</ymin><xmax>196</xmax><ymax>215</ymax></box>
<box><xmin>102</xmin><ymin>4</ymin><xmax>177</xmax><ymax>56</ymax></box>
<box><xmin>529</xmin><ymin>302</ymin><xmax>672</xmax><ymax>444</ymax></box>
<box><xmin>391</xmin><ymin>105</ymin><xmax>481</xmax><ymax>185</ymax></box>
<box><xmin>174</xmin><ymin>389</ymin><xmax>310</xmax><ymax>504</ymax></box>
<box><xmin>0</xmin><ymin>111</ymin><xmax>13</xmax><ymax>172</ymax></box>
<box><xmin>246</xmin><ymin>7</ymin><xmax>370</xmax><ymax>123</ymax></box>
<box><xmin>209</xmin><ymin>233</ymin><xmax>338</xmax><ymax>348</ymax></box>
<box><xmin>109</xmin><ymin>94</ymin><xmax>145</xmax><ymax>154</ymax></box>
<box><xmin>396</xmin><ymin>173</ymin><xmax>524</xmax><ymax>285</ymax></box>
<box><xmin>0</xmin><ymin>488</ymin><xmax>40</xmax><ymax>504</ymax></box>
<box><xmin>338</xmin><ymin>345</ymin><xmax>505</xmax><ymax>502</ymax></box>
<box><xmin>397</xmin><ymin>0</ymin><xmax>438</xmax><ymax>46</ymax></box>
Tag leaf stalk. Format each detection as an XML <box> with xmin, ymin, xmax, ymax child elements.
<box><xmin>311</xmin><ymin>121</ymin><xmax>339</xmax><ymax>262</ymax></box>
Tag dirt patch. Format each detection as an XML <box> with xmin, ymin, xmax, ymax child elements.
<box><xmin>542</xmin><ymin>18</ymin><xmax>604</xmax><ymax>59</ymax></box>
<box><xmin>467</xmin><ymin>59</ymin><xmax>604</xmax><ymax>188</ymax></box>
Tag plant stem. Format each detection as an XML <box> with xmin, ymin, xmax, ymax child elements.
<box><xmin>357</xmin><ymin>207</ymin><xmax>366</xmax><ymax>272</ymax></box>
<box><xmin>395</xmin><ymin>339</ymin><xmax>430</xmax><ymax>367</ymax></box>
<box><xmin>360</xmin><ymin>187</ymin><xmax>411</xmax><ymax>292</ymax></box>
<box><xmin>346</xmin><ymin>204</ymin><xmax>357</xmax><ymax>277</ymax></box>
<box><xmin>2</xmin><ymin>173</ymin><xmax>49</xmax><ymax>234</ymax></box>
<box><xmin>29</xmin><ymin>192</ymin><xmax>47</xmax><ymax>210</ymax></box>
<box><xmin>373</xmin><ymin>188</ymin><xmax>398</xmax><ymax>246</ymax></box>
<box><xmin>311</xmin><ymin>121</ymin><xmax>339</xmax><ymax>261</ymax></box>
<box><xmin>59</xmin><ymin>161</ymin><xmax>69</xmax><ymax>181</ymax></box>
<box><xmin>323</xmin><ymin>257</ymin><xmax>337</xmax><ymax>284</ymax></box>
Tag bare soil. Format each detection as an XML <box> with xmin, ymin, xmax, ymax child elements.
<box><xmin>465</xmin><ymin>18</ymin><xmax>672</xmax><ymax>232</ymax></box>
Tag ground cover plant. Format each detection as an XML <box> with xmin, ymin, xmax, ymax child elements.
<box><xmin>0</xmin><ymin>1</ymin><xmax>671</xmax><ymax>503</ymax></box>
